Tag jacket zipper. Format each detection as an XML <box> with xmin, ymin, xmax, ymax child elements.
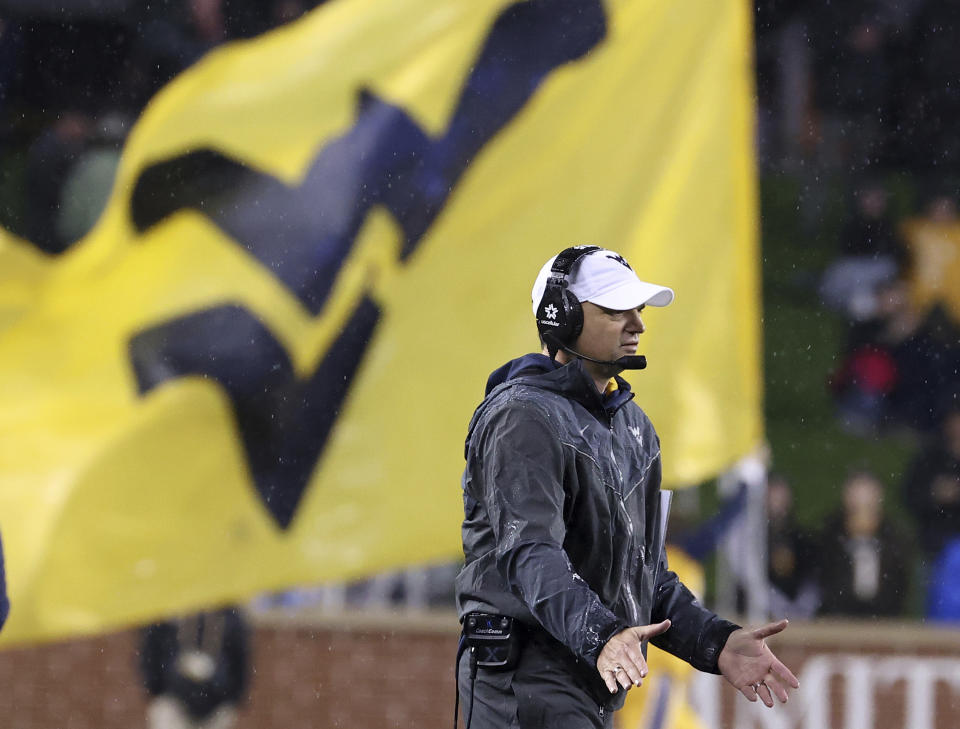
<box><xmin>609</xmin><ymin>421</ymin><xmax>640</xmax><ymax>626</ymax></box>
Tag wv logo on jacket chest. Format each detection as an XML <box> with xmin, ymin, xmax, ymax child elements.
<box><xmin>124</xmin><ymin>0</ymin><xmax>608</xmax><ymax>530</ymax></box>
<box><xmin>628</xmin><ymin>426</ymin><xmax>643</xmax><ymax>447</ymax></box>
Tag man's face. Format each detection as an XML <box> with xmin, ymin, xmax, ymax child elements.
<box><xmin>574</xmin><ymin>301</ymin><xmax>646</xmax><ymax>365</ymax></box>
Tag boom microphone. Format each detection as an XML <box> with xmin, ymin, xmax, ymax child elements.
<box><xmin>567</xmin><ymin>347</ymin><xmax>647</xmax><ymax>370</ymax></box>
<box><xmin>544</xmin><ymin>333</ymin><xmax>647</xmax><ymax>370</ymax></box>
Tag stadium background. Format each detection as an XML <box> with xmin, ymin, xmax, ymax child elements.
<box><xmin>2</xmin><ymin>0</ymin><xmax>960</xmax><ymax>727</ymax></box>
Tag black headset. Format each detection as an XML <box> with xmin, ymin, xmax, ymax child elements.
<box><xmin>535</xmin><ymin>245</ymin><xmax>601</xmax><ymax>359</ymax></box>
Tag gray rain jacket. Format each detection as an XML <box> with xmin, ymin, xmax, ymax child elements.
<box><xmin>456</xmin><ymin>355</ymin><xmax>738</xmax><ymax>701</ymax></box>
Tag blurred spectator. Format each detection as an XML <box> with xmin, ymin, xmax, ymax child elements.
<box><xmin>21</xmin><ymin>111</ymin><xmax>95</xmax><ymax>253</ymax></box>
<box><xmin>821</xmin><ymin>178</ymin><xmax>915</xmax><ymax>435</ymax></box>
<box><xmin>902</xmin><ymin>407</ymin><xmax>960</xmax><ymax>562</ymax></box>
<box><xmin>926</xmin><ymin>536</ymin><xmax>960</xmax><ymax>622</ymax></box>
<box><xmin>55</xmin><ymin>111</ymin><xmax>129</xmax><ymax>243</ymax></box>
<box><xmin>830</xmin><ymin>274</ymin><xmax>960</xmax><ymax>435</ymax></box>
<box><xmin>20</xmin><ymin>109</ymin><xmax>129</xmax><ymax>253</ymax></box>
<box><xmin>839</xmin><ymin>176</ymin><xmax>904</xmax><ymax>259</ymax></box>
<box><xmin>882</xmin><ymin>295</ymin><xmax>960</xmax><ymax>434</ymax></box>
<box><xmin>820</xmin><ymin>176</ymin><xmax>903</xmax><ymax>322</ymax></box>
<box><xmin>828</xmin><ymin>341</ymin><xmax>898</xmax><ymax>436</ymax></box>
<box><xmin>806</xmin><ymin>0</ymin><xmax>917</xmax><ymax>172</ymax></box>
<box><xmin>818</xmin><ymin>470</ymin><xmax>912</xmax><ymax>617</ymax></box>
<box><xmin>900</xmin><ymin>190</ymin><xmax>960</xmax><ymax>323</ymax></box>
<box><xmin>765</xmin><ymin>474</ymin><xmax>820</xmax><ymax>618</ymax></box>
<box><xmin>140</xmin><ymin>606</ymin><xmax>249</xmax><ymax>729</ymax></box>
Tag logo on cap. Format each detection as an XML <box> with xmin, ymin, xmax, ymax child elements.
<box><xmin>605</xmin><ymin>254</ymin><xmax>633</xmax><ymax>271</ymax></box>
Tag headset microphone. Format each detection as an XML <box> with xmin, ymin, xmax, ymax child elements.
<box><xmin>609</xmin><ymin>354</ymin><xmax>647</xmax><ymax>370</ymax></box>
<box><xmin>543</xmin><ymin>333</ymin><xmax>647</xmax><ymax>370</ymax></box>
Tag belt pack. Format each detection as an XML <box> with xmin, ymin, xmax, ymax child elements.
<box><xmin>463</xmin><ymin>612</ymin><xmax>523</xmax><ymax>671</ymax></box>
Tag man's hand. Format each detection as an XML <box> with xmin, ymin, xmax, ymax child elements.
<box><xmin>596</xmin><ymin>620</ymin><xmax>671</xmax><ymax>694</ymax></box>
<box><xmin>718</xmin><ymin>619</ymin><xmax>800</xmax><ymax>707</ymax></box>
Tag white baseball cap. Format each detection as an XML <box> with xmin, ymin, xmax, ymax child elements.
<box><xmin>531</xmin><ymin>247</ymin><xmax>674</xmax><ymax>316</ymax></box>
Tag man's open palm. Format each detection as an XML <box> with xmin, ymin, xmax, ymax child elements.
<box><xmin>718</xmin><ymin>619</ymin><xmax>800</xmax><ymax>707</ymax></box>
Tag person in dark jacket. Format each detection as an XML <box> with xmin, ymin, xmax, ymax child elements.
<box><xmin>455</xmin><ymin>246</ymin><xmax>799</xmax><ymax>728</ymax></box>
<box><xmin>902</xmin><ymin>407</ymin><xmax>960</xmax><ymax>561</ymax></box>
<box><xmin>140</xmin><ymin>606</ymin><xmax>248</xmax><ymax>729</ymax></box>
<box><xmin>766</xmin><ymin>473</ymin><xmax>820</xmax><ymax>618</ymax></box>
<box><xmin>817</xmin><ymin>470</ymin><xmax>911</xmax><ymax>617</ymax></box>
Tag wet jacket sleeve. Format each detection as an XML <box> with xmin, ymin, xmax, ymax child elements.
<box><xmin>471</xmin><ymin>405</ymin><xmax>629</xmax><ymax>665</ymax></box>
<box><xmin>648</xmin><ymin>564</ymin><xmax>739</xmax><ymax>674</ymax></box>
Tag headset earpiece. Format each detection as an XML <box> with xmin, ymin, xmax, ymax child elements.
<box><xmin>536</xmin><ymin>245</ymin><xmax>600</xmax><ymax>357</ymax></box>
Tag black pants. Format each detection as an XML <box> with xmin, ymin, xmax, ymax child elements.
<box><xmin>457</xmin><ymin>631</ymin><xmax>620</xmax><ymax>729</ymax></box>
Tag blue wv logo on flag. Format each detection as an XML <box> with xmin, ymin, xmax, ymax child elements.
<box><xmin>127</xmin><ymin>0</ymin><xmax>607</xmax><ymax>529</ymax></box>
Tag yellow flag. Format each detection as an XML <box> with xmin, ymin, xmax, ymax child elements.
<box><xmin>0</xmin><ymin>0</ymin><xmax>760</xmax><ymax>645</ymax></box>
<box><xmin>0</xmin><ymin>228</ymin><xmax>52</xmax><ymax>333</ymax></box>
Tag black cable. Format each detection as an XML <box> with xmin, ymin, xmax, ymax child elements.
<box><xmin>453</xmin><ymin>639</ymin><xmax>479</xmax><ymax>729</ymax></box>
<box><xmin>466</xmin><ymin>648</ymin><xmax>478</xmax><ymax>729</ymax></box>
<box><xmin>454</xmin><ymin>635</ymin><xmax>467</xmax><ymax>729</ymax></box>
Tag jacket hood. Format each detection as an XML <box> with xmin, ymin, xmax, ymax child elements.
<box><xmin>486</xmin><ymin>353</ymin><xmax>634</xmax><ymax>405</ymax></box>
<box><xmin>468</xmin><ymin>355</ymin><xmax>636</xmax><ymax>456</ymax></box>
<box><xmin>484</xmin><ymin>353</ymin><xmax>560</xmax><ymax>395</ymax></box>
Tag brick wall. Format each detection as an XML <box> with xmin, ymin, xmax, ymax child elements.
<box><xmin>2</xmin><ymin>613</ymin><xmax>960</xmax><ymax>729</ymax></box>
<box><xmin>0</xmin><ymin>609</ymin><xmax>461</xmax><ymax>729</ymax></box>
<box><xmin>242</xmin><ymin>611</ymin><xmax>458</xmax><ymax>728</ymax></box>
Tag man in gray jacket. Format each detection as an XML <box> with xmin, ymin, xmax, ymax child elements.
<box><xmin>456</xmin><ymin>245</ymin><xmax>798</xmax><ymax>728</ymax></box>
